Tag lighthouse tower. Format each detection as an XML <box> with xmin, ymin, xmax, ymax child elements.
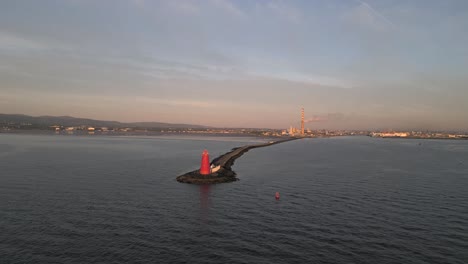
<box><xmin>199</xmin><ymin>150</ymin><xmax>211</xmax><ymax>175</ymax></box>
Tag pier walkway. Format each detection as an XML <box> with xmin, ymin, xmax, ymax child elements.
<box><xmin>211</xmin><ymin>138</ymin><xmax>298</xmax><ymax>169</ymax></box>
<box><xmin>176</xmin><ymin>137</ymin><xmax>298</xmax><ymax>184</ymax></box>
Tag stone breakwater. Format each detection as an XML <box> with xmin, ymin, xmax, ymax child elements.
<box><xmin>176</xmin><ymin>138</ymin><xmax>298</xmax><ymax>184</ymax></box>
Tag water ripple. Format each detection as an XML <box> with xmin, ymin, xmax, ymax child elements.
<box><xmin>1</xmin><ymin>135</ymin><xmax>468</xmax><ymax>263</ymax></box>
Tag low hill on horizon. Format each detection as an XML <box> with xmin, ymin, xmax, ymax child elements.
<box><xmin>0</xmin><ymin>114</ymin><xmax>210</xmax><ymax>129</ymax></box>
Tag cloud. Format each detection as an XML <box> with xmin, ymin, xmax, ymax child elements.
<box><xmin>0</xmin><ymin>32</ymin><xmax>45</xmax><ymax>51</ymax></box>
<box><xmin>161</xmin><ymin>99</ymin><xmax>216</xmax><ymax>108</ymax></box>
<box><xmin>356</xmin><ymin>0</ymin><xmax>395</xmax><ymax>28</ymax></box>
<box><xmin>305</xmin><ymin>113</ymin><xmax>346</xmax><ymax>123</ymax></box>
<box><xmin>0</xmin><ymin>30</ymin><xmax>74</xmax><ymax>55</ymax></box>
<box><xmin>170</xmin><ymin>1</ymin><xmax>200</xmax><ymax>15</ymax></box>
<box><xmin>130</xmin><ymin>96</ymin><xmax>221</xmax><ymax>108</ymax></box>
<box><xmin>0</xmin><ymin>64</ymin><xmax>14</xmax><ymax>71</ymax></box>
<box><xmin>1</xmin><ymin>0</ymin><xmax>468</xmax><ymax>130</ymax></box>
<box><xmin>210</xmin><ymin>0</ymin><xmax>246</xmax><ymax>18</ymax></box>
<box><xmin>131</xmin><ymin>0</ymin><xmax>145</xmax><ymax>8</ymax></box>
<box><xmin>99</xmin><ymin>56</ymin><xmax>245</xmax><ymax>81</ymax></box>
<box><xmin>344</xmin><ymin>0</ymin><xmax>395</xmax><ymax>31</ymax></box>
<box><xmin>264</xmin><ymin>0</ymin><xmax>303</xmax><ymax>23</ymax></box>
<box><xmin>267</xmin><ymin>72</ymin><xmax>353</xmax><ymax>89</ymax></box>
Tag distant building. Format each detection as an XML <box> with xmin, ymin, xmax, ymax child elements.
<box><xmin>50</xmin><ymin>125</ymin><xmax>61</xmax><ymax>131</ymax></box>
<box><xmin>301</xmin><ymin>108</ymin><xmax>305</xmax><ymax>136</ymax></box>
<box><xmin>371</xmin><ymin>132</ymin><xmax>408</xmax><ymax>138</ymax></box>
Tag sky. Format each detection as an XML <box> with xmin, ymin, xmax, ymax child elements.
<box><xmin>1</xmin><ymin>0</ymin><xmax>468</xmax><ymax>130</ymax></box>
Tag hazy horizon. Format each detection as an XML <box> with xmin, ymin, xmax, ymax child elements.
<box><xmin>1</xmin><ymin>0</ymin><xmax>468</xmax><ymax>130</ymax></box>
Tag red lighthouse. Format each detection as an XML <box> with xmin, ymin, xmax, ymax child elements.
<box><xmin>199</xmin><ymin>150</ymin><xmax>211</xmax><ymax>175</ymax></box>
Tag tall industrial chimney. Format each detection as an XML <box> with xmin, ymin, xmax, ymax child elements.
<box><xmin>301</xmin><ymin>108</ymin><xmax>305</xmax><ymax>136</ymax></box>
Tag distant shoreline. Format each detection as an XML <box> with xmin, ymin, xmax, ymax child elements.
<box><xmin>0</xmin><ymin>129</ymin><xmax>275</xmax><ymax>138</ymax></box>
<box><xmin>1</xmin><ymin>130</ymin><xmax>468</xmax><ymax>141</ymax></box>
<box><xmin>370</xmin><ymin>136</ymin><xmax>468</xmax><ymax>141</ymax></box>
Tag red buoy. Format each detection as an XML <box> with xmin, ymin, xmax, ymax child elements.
<box><xmin>275</xmin><ymin>192</ymin><xmax>280</xmax><ymax>200</ymax></box>
<box><xmin>199</xmin><ymin>150</ymin><xmax>211</xmax><ymax>175</ymax></box>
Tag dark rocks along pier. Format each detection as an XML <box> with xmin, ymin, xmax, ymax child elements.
<box><xmin>176</xmin><ymin>138</ymin><xmax>297</xmax><ymax>184</ymax></box>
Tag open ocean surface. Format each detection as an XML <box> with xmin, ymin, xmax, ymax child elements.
<box><xmin>1</xmin><ymin>134</ymin><xmax>467</xmax><ymax>264</ymax></box>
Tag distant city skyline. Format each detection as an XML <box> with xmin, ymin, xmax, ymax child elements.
<box><xmin>1</xmin><ymin>0</ymin><xmax>468</xmax><ymax>130</ymax></box>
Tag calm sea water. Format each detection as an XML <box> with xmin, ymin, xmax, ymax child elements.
<box><xmin>1</xmin><ymin>134</ymin><xmax>467</xmax><ymax>264</ymax></box>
